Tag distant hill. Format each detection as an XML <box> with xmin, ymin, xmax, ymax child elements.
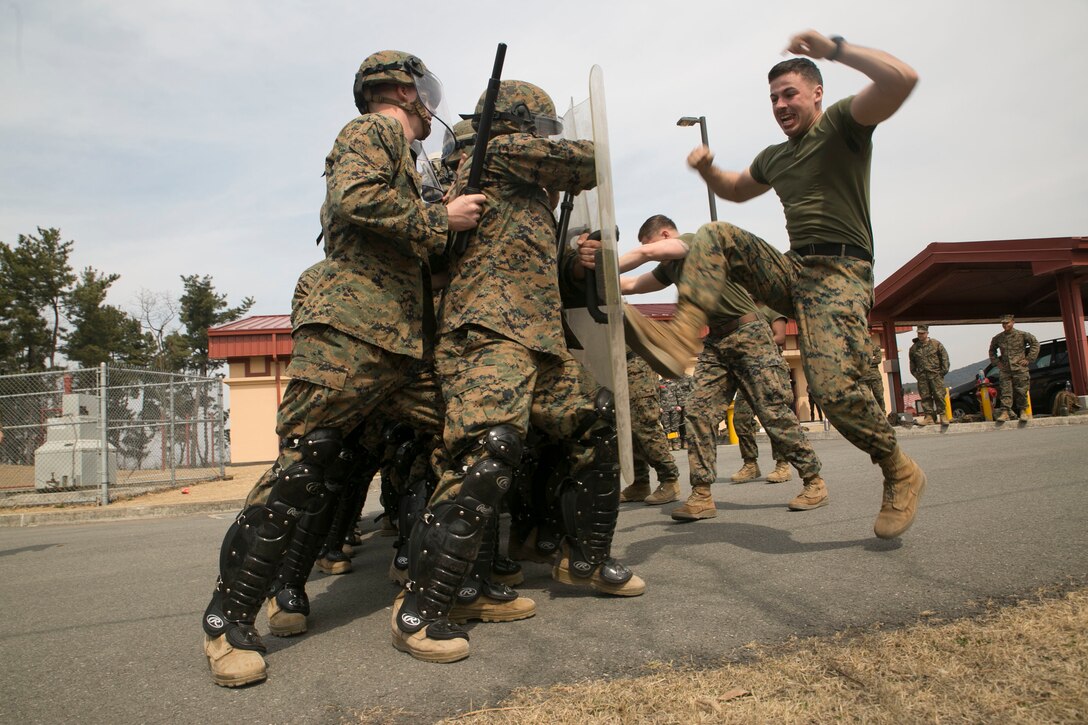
<box><xmin>946</xmin><ymin>359</ymin><xmax>991</xmax><ymax>388</ymax></box>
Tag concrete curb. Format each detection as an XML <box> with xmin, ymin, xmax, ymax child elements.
<box><xmin>0</xmin><ymin>499</ymin><xmax>246</xmax><ymax>528</ymax></box>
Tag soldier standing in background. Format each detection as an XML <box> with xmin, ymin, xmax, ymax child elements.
<box><xmin>658</xmin><ymin>379</ymin><xmax>681</xmax><ymax>450</ymax></box>
<box><xmin>908</xmin><ymin>325</ymin><xmax>949</xmax><ymax>425</ymax></box>
<box><xmin>989</xmin><ymin>314</ymin><xmax>1040</xmax><ymax>421</ymax></box>
<box><xmin>860</xmin><ymin>335</ymin><xmax>886</xmax><ymax>416</ymax></box>
<box><xmin>620</xmin><ymin>351</ymin><xmax>682</xmax><ymax>504</ymax></box>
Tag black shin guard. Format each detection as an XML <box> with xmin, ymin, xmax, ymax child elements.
<box><xmin>457</xmin><ymin>515</ymin><xmax>517</xmax><ymax>605</ymax></box>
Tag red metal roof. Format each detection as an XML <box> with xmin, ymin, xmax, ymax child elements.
<box><xmin>208</xmin><ymin>316</ymin><xmax>292</xmax><ymax>360</ymax></box>
<box><xmin>209</xmin><ymin>315</ymin><xmax>291</xmax><ymax>333</ymax></box>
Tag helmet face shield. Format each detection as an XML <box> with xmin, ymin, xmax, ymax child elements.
<box><xmin>411</xmin><ymin>140</ymin><xmax>446</xmax><ymax>204</ymax></box>
<box><xmin>533</xmin><ymin>114</ymin><xmax>563</xmax><ymax>138</ymax></box>
<box><xmin>413</xmin><ymin>69</ymin><xmax>444</xmax><ymax>115</ymax></box>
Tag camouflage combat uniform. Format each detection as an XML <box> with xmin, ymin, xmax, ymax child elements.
<box><xmin>672</xmin><ymin>377</ymin><xmax>693</xmax><ymax>447</ymax></box>
<box><xmin>988</xmin><ymin>326</ymin><xmax>1040</xmax><ymax>415</ymax></box>
<box><xmin>733</xmin><ymin>306</ymin><xmax>792</xmax><ymax>467</ymax></box>
<box><xmin>908</xmin><ymin>335</ymin><xmax>949</xmax><ymax>420</ymax></box>
<box><xmin>860</xmin><ymin>336</ymin><xmax>886</xmax><ymax>414</ymax></box>
<box><xmin>627</xmin><ymin>351</ymin><xmax>680</xmax><ymax>487</ymax></box>
<box><xmin>655</xmin><ymin>241</ymin><xmax>821</xmax><ymax>490</ymax></box>
<box><xmin>676</xmin><ymin>98</ymin><xmax>900</xmax><ymax>464</ymax></box>
<box><xmin>434</xmin><ymin>129</ymin><xmax>599</xmax><ymax>500</ymax></box>
<box><xmin>659</xmin><ymin>379</ymin><xmax>681</xmax><ymax>448</ymax></box>
<box><xmin>203</xmin><ymin>99</ymin><xmax>450</xmax><ymax>674</ymax></box>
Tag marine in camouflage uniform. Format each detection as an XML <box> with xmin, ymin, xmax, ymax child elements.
<box><xmin>988</xmin><ymin>314</ymin><xmax>1040</xmax><ymax>421</ymax></box>
<box><xmin>908</xmin><ymin>325</ymin><xmax>949</xmax><ymax>425</ymax></box>
<box><xmin>622</xmin><ymin>35</ymin><xmax>926</xmax><ymax>540</ymax></box>
<box><xmin>619</xmin><ymin>350</ymin><xmax>681</xmax><ymax>504</ymax></box>
<box><xmin>614</xmin><ymin>216</ymin><xmax>825</xmax><ymax>522</ymax></box>
<box><xmin>658</xmin><ymin>379</ymin><xmax>681</xmax><ymax>449</ymax></box>
<box><xmin>200</xmin><ymin>51</ymin><xmax>486</xmax><ymax>687</ymax></box>
<box><xmin>392</xmin><ymin>80</ymin><xmax>644</xmax><ymax>666</ymax></box>
<box><xmin>732</xmin><ymin>306</ymin><xmax>794</xmax><ymax>485</ymax></box>
<box><xmin>860</xmin><ymin>335</ymin><xmax>887</xmax><ymax>416</ymax></box>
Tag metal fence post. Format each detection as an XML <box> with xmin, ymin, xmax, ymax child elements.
<box><xmin>168</xmin><ymin>380</ymin><xmax>176</xmax><ymax>487</ymax></box>
<box><xmin>99</xmin><ymin>362</ymin><xmax>110</xmax><ymax>505</ymax></box>
<box><xmin>216</xmin><ymin>375</ymin><xmax>226</xmax><ymax>478</ymax></box>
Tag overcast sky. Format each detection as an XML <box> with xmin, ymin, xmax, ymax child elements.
<box><xmin>2</xmin><ymin>0</ymin><xmax>1085</xmax><ymax>380</ymax></box>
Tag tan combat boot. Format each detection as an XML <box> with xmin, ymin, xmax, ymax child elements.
<box><xmin>551</xmin><ymin>542</ymin><xmax>646</xmax><ymax>596</ymax></box>
<box><xmin>671</xmin><ymin>484</ymin><xmax>716</xmax><ymax>520</ymax></box>
<box><xmin>731</xmin><ymin>460</ymin><xmax>761</xmax><ymax>483</ymax></box>
<box><xmin>787</xmin><ymin>475</ymin><xmax>829</xmax><ymax>510</ymax></box>
<box><xmin>623</xmin><ymin>302</ymin><xmax>706</xmax><ymax>378</ymax></box>
<box><xmin>765</xmin><ymin>461</ymin><xmax>792</xmax><ymax>484</ymax></box>
<box><xmin>994</xmin><ymin>409</ymin><xmax>1011</xmax><ymax>422</ymax></box>
<box><xmin>915</xmin><ymin>414</ymin><xmax>930</xmax><ymax>426</ymax></box>
<box><xmin>449</xmin><ymin>594</ymin><xmax>537</xmax><ymax>624</ymax></box>
<box><xmin>390</xmin><ymin>592</ymin><xmax>470</xmax><ymax>664</ymax></box>
<box><xmin>316</xmin><ymin>552</ymin><xmax>352</xmax><ymax>575</ymax></box>
<box><xmin>203</xmin><ymin>633</ymin><xmax>267</xmax><ymax>687</ymax></box>
<box><xmin>939</xmin><ymin>413</ymin><xmax>951</xmax><ymax>426</ymax></box>
<box><xmin>619</xmin><ymin>481</ymin><xmax>652</xmax><ymax>502</ymax></box>
<box><xmin>644</xmin><ymin>479</ymin><xmax>681</xmax><ymax>505</ymax></box>
<box><xmin>874</xmin><ymin>449</ymin><xmax>927</xmax><ymax>539</ymax></box>
<box><xmin>266</xmin><ymin>596</ymin><xmax>307</xmax><ymax>637</ymax></box>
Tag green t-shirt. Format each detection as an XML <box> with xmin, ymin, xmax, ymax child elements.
<box><xmin>749</xmin><ymin>96</ymin><xmax>876</xmax><ymax>256</ymax></box>
<box><xmin>651</xmin><ymin>233</ymin><xmax>757</xmax><ymax>322</ymax></box>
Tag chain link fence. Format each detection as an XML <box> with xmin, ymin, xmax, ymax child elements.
<box><xmin>0</xmin><ymin>364</ymin><xmax>227</xmax><ymax>508</ymax></box>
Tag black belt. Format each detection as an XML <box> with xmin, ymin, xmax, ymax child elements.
<box><xmin>706</xmin><ymin>312</ymin><xmax>760</xmax><ymax>338</ymax></box>
<box><xmin>794</xmin><ymin>242</ymin><xmax>872</xmax><ymax>263</ymax></box>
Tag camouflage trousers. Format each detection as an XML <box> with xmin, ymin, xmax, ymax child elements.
<box><xmin>661</xmin><ymin>409</ymin><xmax>682</xmax><ymax>442</ymax></box>
<box><xmin>628</xmin><ymin>355</ymin><xmax>679</xmax><ymax>485</ymax></box>
<box><xmin>998</xmin><ymin>364</ymin><xmax>1030</xmax><ymax>413</ymax></box>
<box><xmin>680</xmin><ymin>222</ymin><xmax>897</xmax><ymax>462</ymax></box>
<box><xmin>734</xmin><ymin>375</ymin><xmax>788</xmax><ymax>465</ymax></box>
<box><xmin>244</xmin><ymin>324</ymin><xmax>443</xmax><ymax>507</ymax></box>
<box><xmin>915</xmin><ymin>372</ymin><xmax>946</xmax><ymax>418</ymax></box>
<box><xmin>861</xmin><ymin>372</ymin><xmax>886</xmax><ymax>414</ymax></box>
<box><xmin>432</xmin><ymin>325</ymin><xmax>601</xmax><ymax>503</ymax></box>
<box><xmin>685</xmin><ymin>322</ymin><xmax>820</xmax><ymax>486</ymax></box>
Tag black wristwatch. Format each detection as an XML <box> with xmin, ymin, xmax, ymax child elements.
<box><xmin>828</xmin><ymin>35</ymin><xmax>846</xmax><ymax>61</ymax></box>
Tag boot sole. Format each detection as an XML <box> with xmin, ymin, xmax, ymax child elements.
<box><xmin>448</xmin><ymin>606</ymin><xmax>536</xmax><ymax>624</ymax></box>
<box><xmin>644</xmin><ymin>495</ymin><xmax>679</xmax><ymax>505</ymax></box>
<box><xmin>552</xmin><ymin>564</ymin><xmax>645</xmax><ymax>596</ymax></box>
<box><xmin>765</xmin><ymin>477</ymin><xmax>791</xmax><ymax>484</ymax></box>
<box><xmin>671</xmin><ymin>510</ymin><xmax>717</xmax><ymax>521</ymax></box>
<box><xmin>623</xmin><ymin>315</ymin><xmax>687</xmax><ymax>379</ymax></box>
<box><xmin>730</xmin><ymin>477</ymin><xmax>760</xmax><ymax>484</ymax></box>
<box><xmin>391</xmin><ymin>632</ymin><xmax>469</xmax><ymax>664</ymax></box>
<box><xmin>317</xmin><ymin>562</ymin><xmax>352</xmax><ymax>575</ymax></box>
<box><xmin>209</xmin><ymin>668</ymin><xmax>267</xmax><ymax>687</ymax></box>
<box><xmin>787</xmin><ymin>498</ymin><xmax>829</xmax><ymax>511</ymax></box>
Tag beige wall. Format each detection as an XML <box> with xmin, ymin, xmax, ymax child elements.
<box><xmin>225</xmin><ymin>358</ymin><xmax>289</xmax><ymax>464</ymax></box>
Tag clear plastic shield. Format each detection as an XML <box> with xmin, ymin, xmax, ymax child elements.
<box><xmin>559</xmin><ymin>67</ymin><xmax>634</xmax><ymax>485</ymax></box>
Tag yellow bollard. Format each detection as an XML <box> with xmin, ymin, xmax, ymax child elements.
<box><xmin>979</xmin><ymin>385</ymin><xmax>994</xmax><ymax>421</ymax></box>
<box><xmin>1023</xmin><ymin>391</ymin><xmax>1033</xmax><ymax>418</ymax></box>
<box><xmin>726</xmin><ymin>402</ymin><xmax>739</xmax><ymax>445</ymax></box>
<box><xmin>944</xmin><ymin>387</ymin><xmax>953</xmax><ymax>422</ymax></box>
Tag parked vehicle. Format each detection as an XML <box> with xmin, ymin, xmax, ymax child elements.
<box><xmin>948</xmin><ymin>337</ymin><xmax>1077</xmax><ymax>419</ymax></box>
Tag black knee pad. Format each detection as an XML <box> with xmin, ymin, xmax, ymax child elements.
<box><xmin>458</xmin><ymin>425</ymin><xmax>523</xmax><ymax>511</ymax></box>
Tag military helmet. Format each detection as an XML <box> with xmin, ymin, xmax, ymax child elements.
<box><xmin>464</xmin><ymin>80</ymin><xmax>563</xmax><ymax>137</ymax></box>
<box><xmin>441</xmin><ymin>119</ymin><xmax>477</xmax><ymax>168</ymax></box>
<box><xmin>352</xmin><ymin>50</ymin><xmax>443</xmax><ymax>117</ymax></box>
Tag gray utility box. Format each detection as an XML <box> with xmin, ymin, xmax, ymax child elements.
<box><xmin>34</xmin><ymin>393</ymin><xmax>117</xmax><ymax>490</ymax></box>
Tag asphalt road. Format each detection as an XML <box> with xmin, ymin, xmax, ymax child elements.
<box><xmin>2</xmin><ymin>425</ymin><xmax>1086</xmax><ymax>724</ymax></box>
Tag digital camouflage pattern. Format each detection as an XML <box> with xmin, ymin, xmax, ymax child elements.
<box><xmin>685</xmin><ymin>319</ymin><xmax>820</xmax><ymax>487</ymax></box>
<box><xmin>294</xmin><ymin>113</ymin><xmax>448</xmax><ymax>359</ymax></box>
<box><xmin>627</xmin><ymin>351</ymin><xmax>679</xmax><ymax>486</ymax></box>
<box><xmin>441</xmin><ymin>132</ymin><xmax>596</xmax><ymax>356</ymax></box>
<box><xmin>734</xmin><ymin>386</ymin><xmax>789</xmax><ymax>464</ymax></box>
<box><xmin>860</xmin><ymin>336</ymin><xmax>887</xmax><ymax>412</ymax></box>
<box><xmin>679</xmin><ymin>221</ymin><xmax>898</xmax><ymax>461</ymax></box>
<box><xmin>658</xmin><ymin>379</ymin><xmax>681</xmax><ymax>445</ymax></box>
<box><xmin>431</xmin><ymin>330</ymin><xmax>600</xmax><ymax>503</ymax></box>
<box><xmin>909</xmin><ymin>336</ymin><xmax>948</xmax><ymax>418</ymax></box>
<box><xmin>988</xmin><ymin>327</ymin><xmax>1040</xmax><ymax>413</ymax></box>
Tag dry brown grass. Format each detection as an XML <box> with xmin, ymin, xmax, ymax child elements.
<box><xmin>420</xmin><ymin>586</ymin><xmax>1088</xmax><ymax>725</ymax></box>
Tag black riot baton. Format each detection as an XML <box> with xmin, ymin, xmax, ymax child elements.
<box><xmin>450</xmin><ymin>42</ymin><xmax>507</xmax><ymax>257</ymax></box>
